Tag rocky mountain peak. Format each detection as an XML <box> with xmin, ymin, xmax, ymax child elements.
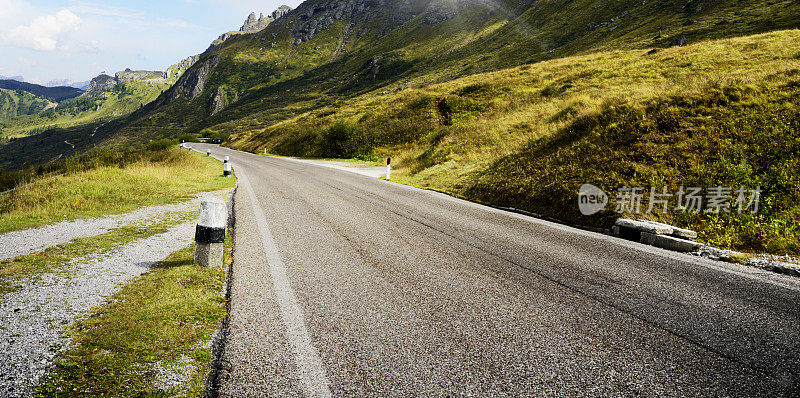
<box><xmin>270</xmin><ymin>5</ymin><xmax>292</xmax><ymax>20</ymax></box>
<box><xmin>277</xmin><ymin>0</ymin><xmax>402</xmax><ymax>43</ymax></box>
<box><xmin>240</xmin><ymin>6</ymin><xmax>293</xmax><ymax>33</ymax></box>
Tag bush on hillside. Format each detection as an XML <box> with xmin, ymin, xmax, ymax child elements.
<box><xmin>146</xmin><ymin>139</ymin><xmax>178</xmax><ymax>152</ymax></box>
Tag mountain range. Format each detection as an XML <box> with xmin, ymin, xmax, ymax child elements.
<box><xmin>2</xmin><ymin>0</ymin><xmax>799</xmax><ymax>170</ymax></box>
<box><xmin>0</xmin><ymin>80</ymin><xmax>83</xmax><ymax>103</ymax></box>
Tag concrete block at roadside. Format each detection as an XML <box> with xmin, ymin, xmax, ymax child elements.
<box><xmin>640</xmin><ymin>232</ymin><xmax>703</xmax><ymax>252</ymax></box>
<box><xmin>643</xmin><ymin>220</ymin><xmax>698</xmax><ymax>240</ymax></box>
<box><xmin>614</xmin><ymin>218</ymin><xmax>671</xmax><ymax>241</ymax></box>
<box><xmin>615</xmin><ymin>218</ymin><xmax>673</xmax><ymax>235</ymax></box>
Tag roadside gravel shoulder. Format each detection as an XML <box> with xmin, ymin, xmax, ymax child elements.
<box><xmin>0</xmin><ymin>190</ymin><xmax>230</xmax><ymax>261</ymax></box>
<box><xmin>0</xmin><ymin>189</ymin><xmax>233</xmax><ymax>397</ymax></box>
<box><xmin>0</xmin><ymin>221</ymin><xmax>197</xmax><ymax>397</ymax></box>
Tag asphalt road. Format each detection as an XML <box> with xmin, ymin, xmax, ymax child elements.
<box><xmin>192</xmin><ymin>143</ymin><xmax>800</xmax><ymax>397</ymax></box>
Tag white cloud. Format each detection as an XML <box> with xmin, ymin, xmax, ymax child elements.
<box><xmin>69</xmin><ymin>4</ymin><xmax>145</xmax><ymax>19</ymax></box>
<box><xmin>3</xmin><ymin>10</ymin><xmax>81</xmax><ymax>51</ymax></box>
<box><xmin>0</xmin><ymin>0</ymin><xmax>26</xmax><ymax>24</ymax></box>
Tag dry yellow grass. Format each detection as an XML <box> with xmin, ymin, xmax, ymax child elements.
<box><xmin>0</xmin><ymin>148</ymin><xmax>235</xmax><ymax>233</ymax></box>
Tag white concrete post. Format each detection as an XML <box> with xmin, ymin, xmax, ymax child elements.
<box><xmin>385</xmin><ymin>157</ymin><xmax>391</xmax><ymax>181</ymax></box>
<box><xmin>264</xmin><ymin>147</ymin><xmax>267</xmax><ymax>155</ymax></box>
<box><xmin>194</xmin><ymin>199</ymin><xmax>227</xmax><ymax>268</ymax></box>
<box><xmin>223</xmin><ymin>157</ymin><xmax>232</xmax><ymax>177</ymax></box>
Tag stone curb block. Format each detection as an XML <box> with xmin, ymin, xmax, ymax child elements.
<box><xmin>615</xmin><ymin>218</ymin><xmax>673</xmax><ymax>235</ymax></box>
<box><xmin>640</xmin><ymin>232</ymin><xmax>703</xmax><ymax>253</ymax></box>
<box><xmin>642</xmin><ymin>220</ymin><xmax>698</xmax><ymax>240</ymax></box>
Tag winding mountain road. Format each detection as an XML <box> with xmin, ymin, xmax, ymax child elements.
<box><xmin>193</xmin><ymin>143</ymin><xmax>800</xmax><ymax>397</ymax></box>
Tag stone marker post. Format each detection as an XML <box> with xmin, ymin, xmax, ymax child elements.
<box><xmin>386</xmin><ymin>157</ymin><xmax>391</xmax><ymax>181</ymax></box>
<box><xmin>194</xmin><ymin>199</ymin><xmax>226</xmax><ymax>268</ymax></box>
<box><xmin>223</xmin><ymin>156</ymin><xmax>232</xmax><ymax>177</ymax></box>
<box><xmin>207</xmin><ymin>150</ymin><xmax>211</xmax><ymax>156</ymax></box>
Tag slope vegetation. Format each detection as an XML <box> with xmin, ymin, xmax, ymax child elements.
<box><xmin>227</xmin><ymin>30</ymin><xmax>800</xmax><ymax>254</ymax></box>
<box><xmin>2</xmin><ymin>0</ymin><xmax>799</xmax><ymax>253</ymax></box>
<box><xmin>0</xmin><ymin>89</ymin><xmax>53</xmax><ymax>121</ymax></box>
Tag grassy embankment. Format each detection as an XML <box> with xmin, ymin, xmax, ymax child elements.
<box><xmin>227</xmin><ymin>30</ymin><xmax>800</xmax><ymax>254</ymax></box>
<box><xmin>39</xmin><ymin>236</ymin><xmax>231</xmax><ymax>397</ymax></box>
<box><xmin>0</xmin><ymin>146</ymin><xmax>235</xmax><ymax>234</ymax></box>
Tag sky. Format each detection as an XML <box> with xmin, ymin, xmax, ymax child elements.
<box><xmin>0</xmin><ymin>0</ymin><xmax>302</xmax><ymax>84</ymax></box>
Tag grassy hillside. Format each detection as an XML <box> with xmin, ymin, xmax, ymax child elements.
<box><xmin>227</xmin><ymin>30</ymin><xmax>800</xmax><ymax>254</ymax></box>
<box><xmin>0</xmin><ymin>80</ymin><xmax>170</xmax><ymax>141</ymax></box>
<box><xmin>0</xmin><ymin>89</ymin><xmax>53</xmax><ymax>121</ymax></box>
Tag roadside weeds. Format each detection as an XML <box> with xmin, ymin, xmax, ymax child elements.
<box><xmin>38</xmin><ymin>234</ymin><xmax>232</xmax><ymax>397</ymax></box>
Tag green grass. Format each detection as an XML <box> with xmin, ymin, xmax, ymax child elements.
<box><xmin>0</xmin><ymin>147</ymin><xmax>235</xmax><ymax>234</ymax></box>
<box><xmin>0</xmin><ymin>211</ymin><xmax>195</xmax><ymax>299</ymax></box>
<box><xmin>226</xmin><ymin>30</ymin><xmax>800</xmax><ymax>255</ymax></box>
<box><xmin>38</xmin><ymin>237</ymin><xmax>231</xmax><ymax>397</ymax></box>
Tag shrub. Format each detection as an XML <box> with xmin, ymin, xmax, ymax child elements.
<box><xmin>177</xmin><ymin>133</ymin><xmax>199</xmax><ymax>143</ymax></box>
<box><xmin>146</xmin><ymin>139</ymin><xmax>177</xmax><ymax>152</ymax></box>
<box><xmin>321</xmin><ymin>121</ymin><xmax>360</xmax><ymax>158</ymax></box>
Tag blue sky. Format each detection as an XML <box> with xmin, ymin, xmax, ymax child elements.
<box><xmin>0</xmin><ymin>0</ymin><xmax>302</xmax><ymax>84</ymax></box>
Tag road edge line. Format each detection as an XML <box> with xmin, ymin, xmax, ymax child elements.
<box><xmin>237</xmin><ymin>168</ymin><xmax>333</xmax><ymax>397</ymax></box>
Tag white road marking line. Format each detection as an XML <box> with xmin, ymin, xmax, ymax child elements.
<box><xmin>237</xmin><ymin>168</ymin><xmax>333</xmax><ymax>398</ymax></box>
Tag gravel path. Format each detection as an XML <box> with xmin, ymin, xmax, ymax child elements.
<box><xmin>0</xmin><ymin>191</ymin><xmax>228</xmax><ymax>261</ymax></box>
<box><xmin>0</xmin><ymin>221</ymin><xmax>196</xmax><ymax>397</ymax></box>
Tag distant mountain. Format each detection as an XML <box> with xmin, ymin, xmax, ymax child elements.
<box><xmin>83</xmin><ymin>68</ymin><xmax>175</xmax><ymax>97</ymax></box>
<box><xmin>0</xmin><ymin>76</ymin><xmax>24</xmax><ymax>83</ymax></box>
<box><xmin>0</xmin><ymin>80</ymin><xmax>83</xmax><ymax>102</ymax></box>
<box><xmin>45</xmin><ymin>79</ymin><xmax>91</xmax><ymax>90</ymax></box>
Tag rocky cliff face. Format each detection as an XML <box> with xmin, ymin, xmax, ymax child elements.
<box><xmin>270</xmin><ymin>5</ymin><xmax>292</xmax><ymax>20</ymax></box>
<box><xmin>240</xmin><ymin>12</ymin><xmax>268</xmax><ymax>32</ymax></box>
<box><xmin>284</xmin><ymin>0</ymin><xmax>430</xmax><ymax>43</ymax></box>
<box><xmin>82</xmin><ymin>74</ymin><xmax>117</xmax><ymax>97</ymax></box>
<box><xmin>163</xmin><ymin>55</ymin><xmax>200</xmax><ymax>81</ymax></box>
<box><xmin>83</xmin><ymin>69</ymin><xmax>169</xmax><ymax>97</ymax></box>
<box><xmin>115</xmin><ymin>70</ymin><xmax>164</xmax><ymax>83</ymax></box>
<box><xmin>168</xmin><ymin>55</ymin><xmax>221</xmax><ymax>102</ymax></box>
